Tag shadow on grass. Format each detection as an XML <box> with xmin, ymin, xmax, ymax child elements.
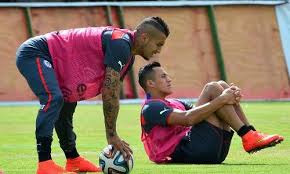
<box><xmin>161</xmin><ymin>163</ymin><xmax>289</xmax><ymax>166</ymax></box>
<box><xmin>221</xmin><ymin>163</ymin><xmax>289</xmax><ymax>166</ymax></box>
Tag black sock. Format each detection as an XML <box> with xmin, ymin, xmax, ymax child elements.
<box><xmin>38</xmin><ymin>152</ymin><xmax>52</xmax><ymax>162</ymax></box>
<box><xmin>237</xmin><ymin>125</ymin><xmax>251</xmax><ymax>137</ymax></box>
<box><xmin>64</xmin><ymin>147</ymin><xmax>80</xmax><ymax>159</ymax></box>
<box><xmin>248</xmin><ymin>125</ymin><xmax>256</xmax><ymax>131</ymax></box>
<box><xmin>37</xmin><ymin>137</ymin><xmax>52</xmax><ymax>162</ymax></box>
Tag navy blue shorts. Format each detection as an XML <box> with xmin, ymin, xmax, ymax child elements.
<box><xmin>170</xmin><ymin>121</ymin><xmax>234</xmax><ymax>164</ymax></box>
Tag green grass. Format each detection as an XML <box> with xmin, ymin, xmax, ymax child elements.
<box><xmin>0</xmin><ymin>102</ymin><xmax>289</xmax><ymax>174</ymax></box>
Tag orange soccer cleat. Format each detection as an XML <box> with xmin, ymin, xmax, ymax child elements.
<box><xmin>66</xmin><ymin>156</ymin><xmax>102</xmax><ymax>173</ymax></box>
<box><xmin>259</xmin><ymin>132</ymin><xmax>284</xmax><ymax>144</ymax></box>
<box><xmin>37</xmin><ymin>160</ymin><xmax>76</xmax><ymax>174</ymax></box>
<box><xmin>277</xmin><ymin>135</ymin><xmax>284</xmax><ymax>142</ymax></box>
<box><xmin>242</xmin><ymin>130</ymin><xmax>281</xmax><ymax>153</ymax></box>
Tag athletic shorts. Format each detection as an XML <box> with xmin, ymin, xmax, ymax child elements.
<box><xmin>170</xmin><ymin>121</ymin><xmax>234</xmax><ymax>164</ymax></box>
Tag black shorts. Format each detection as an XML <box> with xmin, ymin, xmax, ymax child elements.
<box><xmin>170</xmin><ymin>121</ymin><xmax>234</xmax><ymax>164</ymax></box>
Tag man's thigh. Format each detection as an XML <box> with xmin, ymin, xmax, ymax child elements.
<box><xmin>195</xmin><ymin>82</ymin><xmax>231</xmax><ymax>131</ymax></box>
<box><xmin>17</xmin><ymin>57</ymin><xmax>61</xmax><ymax>102</ymax></box>
<box><xmin>171</xmin><ymin>121</ymin><xmax>233</xmax><ymax>164</ymax></box>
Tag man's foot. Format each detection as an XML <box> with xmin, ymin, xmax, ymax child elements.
<box><xmin>37</xmin><ymin>160</ymin><xmax>76</xmax><ymax>174</ymax></box>
<box><xmin>259</xmin><ymin>132</ymin><xmax>284</xmax><ymax>143</ymax></box>
<box><xmin>66</xmin><ymin>156</ymin><xmax>101</xmax><ymax>172</ymax></box>
<box><xmin>242</xmin><ymin>130</ymin><xmax>282</xmax><ymax>153</ymax></box>
<box><xmin>277</xmin><ymin>135</ymin><xmax>284</xmax><ymax>142</ymax></box>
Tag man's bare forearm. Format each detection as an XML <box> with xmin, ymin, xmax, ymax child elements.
<box><xmin>102</xmin><ymin>67</ymin><xmax>121</xmax><ymax>141</ymax></box>
<box><xmin>185</xmin><ymin>95</ymin><xmax>227</xmax><ymax>125</ymax></box>
<box><xmin>168</xmin><ymin>95</ymin><xmax>227</xmax><ymax>126</ymax></box>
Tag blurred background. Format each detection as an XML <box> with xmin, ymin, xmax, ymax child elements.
<box><xmin>0</xmin><ymin>0</ymin><xmax>289</xmax><ymax>102</ymax></box>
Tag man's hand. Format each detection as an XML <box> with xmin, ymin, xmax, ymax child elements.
<box><xmin>108</xmin><ymin>135</ymin><xmax>133</xmax><ymax>161</ymax></box>
<box><xmin>229</xmin><ymin>83</ymin><xmax>243</xmax><ymax>102</ymax></box>
<box><xmin>221</xmin><ymin>88</ymin><xmax>241</xmax><ymax>104</ymax></box>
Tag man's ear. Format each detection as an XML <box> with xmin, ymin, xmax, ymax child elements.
<box><xmin>141</xmin><ymin>33</ymin><xmax>150</xmax><ymax>44</ymax></box>
<box><xmin>146</xmin><ymin>79</ymin><xmax>155</xmax><ymax>88</ymax></box>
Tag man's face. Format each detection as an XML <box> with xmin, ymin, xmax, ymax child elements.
<box><xmin>149</xmin><ymin>67</ymin><xmax>173</xmax><ymax>95</ymax></box>
<box><xmin>140</xmin><ymin>31</ymin><xmax>167</xmax><ymax>60</ymax></box>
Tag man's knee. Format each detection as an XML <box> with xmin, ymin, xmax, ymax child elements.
<box><xmin>52</xmin><ymin>93</ymin><xmax>64</xmax><ymax>107</ymax></box>
<box><xmin>204</xmin><ymin>81</ymin><xmax>224</xmax><ymax>97</ymax></box>
<box><xmin>217</xmin><ymin>80</ymin><xmax>230</xmax><ymax>89</ymax></box>
<box><xmin>204</xmin><ymin>82</ymin><xmax>224</xmax><ymax>99</ymax></box>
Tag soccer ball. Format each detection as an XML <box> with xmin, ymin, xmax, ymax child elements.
<box><xmin>99</xmin><ymin>145</ymin><xmax>134</xmax><ymax>174</ymax></box>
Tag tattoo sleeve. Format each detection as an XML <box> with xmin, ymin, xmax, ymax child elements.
<box><xmin>102</xmin><ymin>67</ymin><xmax>121</xmax><ymax>141</ymax></box>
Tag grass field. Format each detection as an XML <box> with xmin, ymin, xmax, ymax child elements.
<box><xmin>0</xmin><ymin>102</ymin><xmax>289</xmax><ymax>174</ymax></box>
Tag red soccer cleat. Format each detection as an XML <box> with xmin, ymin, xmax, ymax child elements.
<box><xmin>277</xmin><ymin>135</ymin><xmax>284</xmax><ymax>142</ymax></box>
<box><xmin>66</xmin><ymin>156</ymin><xmax>102</xmax><ymax>172</ymax></box>
<box><xmin>259</xmin><ymin>132</ymin><xmax>284</xmax><ymax>144</ymax></box>
<box><xmin>242</xmin><ymin>130</ymin><xmax>281</xmax><ymax>153</ymax></box>
<box><xmin>37</xmin><ymin>160</ymin><xmax>76</xmax><ymax>174</ymax></box>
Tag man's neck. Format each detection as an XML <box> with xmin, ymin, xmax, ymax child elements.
<box><xmin>146</xmin><ymin>92</ymin><xmax>167</xmax><ymax>100</ymax></box>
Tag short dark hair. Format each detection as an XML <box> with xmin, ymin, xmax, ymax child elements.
<box><xmin>136</xmin><ymin>16</ymin><xmax>170</xmax><ymax>37</ymax></box>
<box><xmin>138</xmin><ymin>62</ymin><xmax>161</xmax><ymax>91</ymax></box>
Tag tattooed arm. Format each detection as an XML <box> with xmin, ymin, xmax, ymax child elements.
<box><xmin>102</xmin><ymin>67</ymin><xmax>120</xmax><ymax>139</ymax></box>
<box><xmin>102</xmin><ymin>67</ymin><xmax>133</xmax><ymax>160</ymax></box>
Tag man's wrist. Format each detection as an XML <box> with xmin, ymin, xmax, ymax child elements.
<box><xmin>108</xmin><ymin>132</ymin><xmax>116</xmax><ymax>137</ymax></box>
<box><xmin>217</xmin><ymin>95</ymin><xmax>227</xmax><ymax>105</ymax></box>
<box><xmin>106</xmin><ymin>130</ymin><xmax>117</xmax><ymax>138</ymax></box>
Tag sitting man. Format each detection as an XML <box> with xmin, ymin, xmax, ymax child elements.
<box><xmin>138</xmin><ymin>62</ymin><xmax>283</xmax><ymax>164</ymax></box>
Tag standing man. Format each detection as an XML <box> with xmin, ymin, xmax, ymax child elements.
<box><xmin>16</xmin><ymin>16</ymin><xmax>169</xmax><ymax>173</ymax></box>
<box><xmin>138</xmin><ymin>62</ymin><xmax>283</xmax><ymax>164</ymax></box>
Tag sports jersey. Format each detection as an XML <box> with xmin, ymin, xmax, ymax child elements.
<box><xmin>140</xmin><ymin>98</ymin><xmax>193</xmax><ymax>163</ymax></box>
<box><xmin>45</xmin><ymin>27</ymin><xmax>135</xmax><ymax>102</ymax></box>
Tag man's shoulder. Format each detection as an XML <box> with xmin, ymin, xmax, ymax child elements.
<box><xmin>103</xmin><ymin>28</ymin><xmax>132</xmax><ymax>43</ymax></box>
<box><xmin>111</xmin><ymin>30</ymin><xmax>131</xmax><ymax>42</ymax></box>
<box><xmin>142</xmin><ymin>99</ymin><xmax>172</xmax><ymax>115</ymax></box>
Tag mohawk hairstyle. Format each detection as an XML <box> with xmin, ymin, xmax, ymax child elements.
<box><xmin>138</xmin><ymin>61</ymin><xmax>161</xmax><ymax>91</ymax></box>
<box><xmin>136</xmin><ymin>16</ymin><xmax>170</xmax><ymax>37</ymax></box>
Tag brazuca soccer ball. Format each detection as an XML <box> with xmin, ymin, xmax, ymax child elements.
<box><xmin>99</xmin><ymin>145</ymin><xmax>133</xmax><ymax>174</ymax></box>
